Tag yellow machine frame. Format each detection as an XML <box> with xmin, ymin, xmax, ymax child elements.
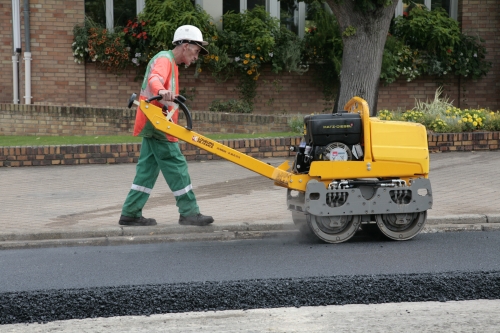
<box><xmin>134</xmin><ymin>96</ymin><xmax>429</xmax><ymax>192</ymax></box>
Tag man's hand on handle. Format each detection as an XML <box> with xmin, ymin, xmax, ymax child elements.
<box><xmin>158</xmin><ymin>89</ymin><xmax>176</xmax><ymax>102</ymax></box>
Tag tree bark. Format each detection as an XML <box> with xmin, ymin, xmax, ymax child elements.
<box><xmin>325</xmin><ymin>0</ymin><xmax>398</xmax><ymax>115</ymax></box>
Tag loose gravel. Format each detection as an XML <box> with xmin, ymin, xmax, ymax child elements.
<box><xmin>1</xmin><ymin>271</ymin><xmax>499</xmax><ymax>325</ymax></box>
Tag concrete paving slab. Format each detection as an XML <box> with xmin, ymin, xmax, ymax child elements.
<box><xmin>0</xmin><ymin>150</ymin><xmax>499</xmax><ymax>248</ymax></box>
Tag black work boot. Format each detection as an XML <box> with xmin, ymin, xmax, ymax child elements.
<box><xmin>179</xmin><ymin>213</ymin><xmax>214</xmax><ymax>226</ymax></box>
<box><xmin>119</xmin><ymin>215</ymin><xmax>157</xmax><ymax>226</ymax></box>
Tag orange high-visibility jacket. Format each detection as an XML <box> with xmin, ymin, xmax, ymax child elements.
<box><xmin>133</xmin><ymin>50</ymin><xmax>179</xmax><ymax>142</ymax></box>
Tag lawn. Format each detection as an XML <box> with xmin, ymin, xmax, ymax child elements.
<box><xmin>0</xmin><ymin>132</ymin><xmax>298</xmax><ymax>147</ymax></box>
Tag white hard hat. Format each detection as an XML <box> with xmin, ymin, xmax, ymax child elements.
<box><xmin>172</xmin><ymin>25</ymin><xmax>209</xmax><ymax>55</ymax></box>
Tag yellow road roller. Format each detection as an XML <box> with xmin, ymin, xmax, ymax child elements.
<box><xmin>128</xmin><ymin>94</ymin><xmax>432</xmax><ymax>244</ymax></box>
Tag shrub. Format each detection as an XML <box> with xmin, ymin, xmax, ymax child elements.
<box><xmin>377</xmin><ymin>88</ymin><xmax>500</xmax><ymax>133</ymax></box>
<box><xmin>381</xmin><ymin>35</ymin><xmax>422</xmax><ymax>83</ymax></box>
<box><xmin>72</xmin><ymin>17</ymin><xmax>130</xmax><ymax>72</ymax></box>
<box><xmin>142</xmin><ymin>0</ymin><xmax>216</xmax><ymax>55</ymax></box>
<box><xmin>71</xmin><ymin>2</ymin><xmax>493</xmax><ymax>111</ymax></box>
<box><xmin>288</xmin><ymin>114</ymin><xmax>305</xmax><ymax>134</ymax></box>
<box><xmin>388</xmin><ymin>5</ymin><xmax>491</xmax><ymax>82</ymax></box>
<box><xmin>208</xmin><ymin>99</ymin><xmax>253</xmax><ymax>113</ymax></box>
<box><xmin>123</xmin><ymin>17</ymin><xmax>151</xmax><ymax>68</ymax></box>
<box><xmin>413</xmin><ymin>86</ymin><xmax>453</xmax><ymax>117</ymax></box>
<box><xmin>484</xmin><ymin>111</ymin><xmax>500</xmax><ymax>131</ymax></box>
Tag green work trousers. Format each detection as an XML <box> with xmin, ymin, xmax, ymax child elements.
<box><xmin>121</xmin><ymin>137</ymin><xmax>199</xmax><ymax>218</ymax></box>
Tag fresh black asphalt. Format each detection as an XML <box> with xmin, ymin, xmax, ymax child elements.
<box><xmin>1</xmin><ymin>231</ymin><xmax>499</xmax><ymax>324</ymax></box>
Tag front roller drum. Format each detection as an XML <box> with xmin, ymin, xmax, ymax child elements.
<box><xmin>376</xmin><ymin>211</ymin><xmax>427</xmax><ymax>240</ymax></box>
<box><xmin>307</xmin><ymin>214</ymin><xmax>361</xmax><ymax>244</ymax></box>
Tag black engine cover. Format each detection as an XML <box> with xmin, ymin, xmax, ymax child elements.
<box><xmin>304</xmin><ymin>113</ymin><xmax>362</xmax><ymax>146</ymax></box>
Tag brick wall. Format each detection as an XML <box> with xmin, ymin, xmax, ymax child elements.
<box><xmin>179</xmin><ymin>65</ymin><xmax>329</xmax><ymax>114</ymax></box>
<box><xmin>0</xmin><ymin>103</ymin><xmax>294</xmax><ymax>136</ymax></box>
<box><xmin>15</xmin><ymin>1</ymin><xmax>86</xmax><ymax>105</ymax></box>
<box><xmin>0</xmin><ymin>0</ymin><xmax>498</xmax><ymax>113</ymax></box>
<box><xmin>0</xmin><ymin>137</ymin><xmax>303</xmax><ymax>167</ymax></box>
<box><xmin>1</xmin><ymin>133</ymin><xmax>498</xmax><ymax>168</ymax></box>
<box><xmin>377</xmin><ymin>75</ymin><xmax>461</xmax><ymax>111</ymax></box>
<box><xmin>427</xmin><ymin>131</ymin><xmax>500</xmax><ymax>152</ymax></box>
<box><xmin>81</xmin><ymin>63</ymin><xmax>329</xmax><ymax>114</ymax></box>
<box><xmin>459</xmin><ymin>0</ymin><xmax>500</xmax><ymax>111</ymax></box>
<box><xmin>1</xmin><ymin>2</ymin><xmax>14</xmax><ymax>101</ymax></box>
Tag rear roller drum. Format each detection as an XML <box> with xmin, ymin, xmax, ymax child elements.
<box><xmin>307</xmin><ymin>214</ymin><xmax>361</xmax><ymax>244</ymax></box>
<box><xmin>375</xmin><ymin>211</ymin><xmax>427</xmax><ymax>241</ymax></box>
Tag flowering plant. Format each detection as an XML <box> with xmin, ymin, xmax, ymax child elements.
<box><xmin>377</xmin><ymin>88</ymin><xmax>500</xmax><ymax>133</ymax></box>
<box><xmin>123</xmin><ymin>18</ymin><xmax>151</xmax><ymax>67</ymax></box>
<box><xmin>217</xmin><ymin>6</ymin><xmax>277</xmax><ymax>82</ymax></box>
<box><xmin>402</xmin><ymin>110</ymin><xmax>425</xmax><ymax>123</ymax></box>
<box><xmin>72</xmin><ymin>18</ymin><xmax>129</xmax><ymax>72</ymax></box>
<box><xmin>377</xmin><ymin>109</ymin><xmax>395</xmax><ymax>121</ymax></box>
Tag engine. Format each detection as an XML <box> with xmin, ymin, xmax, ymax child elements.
<box><xmin>292</xmin><ymin>112</ymin><xmax>364</xmax><ymax>173</ymax></box>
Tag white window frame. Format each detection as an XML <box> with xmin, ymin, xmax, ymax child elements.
<box><xmin>239</xmin><ymin>0</ymin><xmax>279</xmax><ymax>16</ymax></box>
<box><xmin>297</xmin><ymin>2</ymin><xmax>306</xmax><ymax>38</ymax></box>
<box><xmin>267</xmin><ymin>0</ymin><xmax>280</xmax><ymax>19</ymax></box>
<box><xmin>395</xmin><ymin>0</ymin><xmax>458</xmax><ymax>20</ymax></box>
<box><xmin>106</xmin><ymin>0</ymin><xmax>282</xmax><ymax>32</ymax></box>
<box><xmin>137</xmin><ymin>0</ymin><xmax>145</xmax><ymax>14</ymax></box>
<box><xmin>106</xmin><ymin>0</ymin><xmax>146</xmax><ymax>31</ymax></box>
<box><xmin>106</xmin><ymin>0</ymin><xmax>113</xmax><ymax>32</ymax></box>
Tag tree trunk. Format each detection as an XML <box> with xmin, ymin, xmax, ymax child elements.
<box><xmin>325</xmin><ymin>0</ymin><xmax>398</xmax><ymax>115</ymax></box>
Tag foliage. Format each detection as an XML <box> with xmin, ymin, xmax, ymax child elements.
<box><xmin>288</xmin><ymin>114</ymin><xmax>305</xmax><ymax>134</ymax></box>
<box><xmin>381</xmin><ymin>35</ymin><xmax>422</xmax><ymax>83</ymax></box>
<box><xmin>72</xmin><ymin>21</ymin><xmax>89</xmax><ymax>64</ymax></box>
<box><xmin>377</xmin><ymin>88</ymin><xmax>500</xmax><ymax>132</ymax></box>
<box><xmin>342</xmin><ymin>26</ymin><xmax>356</xmax><ymax>37</ymax></box>
<box><xmin>402</xmin><ymin>110</ymin><xmax>425</xmax><ymax>123</ymax></box>
<box><xmin>302</xmin><ymin>1</ymin><xmax>343</xmax><ymax>106</ymax></box>
<box><xmin>198</xmin><ymin>44</ymin><xmax>234</xmax><ymax>82</ymax></box>
<box><xmin>72</xmin><ymin>3</ymin><xmax>310</xmax><ymax>109</ymax></box>
<box><xmin>378</xmin><ymin>107</ymin><xmax>500</xmax><ymax>133</ymax></box>
<box><xmin>272</xmin><ymin>27</ymin><xmax>308</xmax><ymax>74</ymax></box>
<box><xmin>218</xmin><ymin>7</ymin><xmax>307</xmax><ymax>79</ymax></box>
<box><xmin>72</xmin><ymin>0</ymin><xmax>492</xmax><ymax>111</ymax></box>
<box><xmin>452</xmin><ymin>34</ymin><xmax>491</xmax><ymax>79</ymax></box>
<box><xmin>196</xmin><ymin>5</ymin><xmax>274</xmax><ymax>91</ymax></box>
<box><xmin>141</xmin><ymin>0</ymin><xmax>217</xmax><ymax>55</ymax></box>
<box><xmin>72</xmin><ymin>17</ymin><xmax>130</xmax><ymax>73</ymax></box>
<box><xmin>377</xmin><ymin>109</ymin><xmax>395</xmax><ymax>121</ymax></box>
<box><xmin>393</xmin><ymin>6</ymin><xmax>461</xmax><ymax>57</ymax></box>
<box><xmin>123</xmin><ymin>17</ymin><xmax>151</xmax><ymax>68</ymax></box>
<box><xmin>388</xmin><ymin>6</ymin><xmax>491</xmax><ymax>81</ymax></box>
<box><xmin>208</xmin><ymin>99</ymin><xmax>253</xmax><ymax>113</ymax></box>
<box><xmin>484</xmin><ymin>111</ymin><xmax>500</xmax><ymax>132</ymax></box>
<box><xmin>413</xmin><ymin>86</ymin><xmax>453</xmax><ymax>117</ymax></box>
<box><xmin>203</xmin><ymin>5</ymin><xmax>309</xmax><ymax>109</ymax></box>
<box><xmin>237</xmin><ymin>75</ymin><xmax>258</xmax><ymax>107</ymax></box>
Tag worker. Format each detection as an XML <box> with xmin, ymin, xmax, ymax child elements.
<box><xmin>119</xmin><ymin>25</ymin><xmax>214</xmax><ymax>227</ymax></box>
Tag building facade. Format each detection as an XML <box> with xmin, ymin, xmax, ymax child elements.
<box><xmin>1</xmin><ymin>0</ymin><xmax>498</xmax><ymax>113</ymax></box>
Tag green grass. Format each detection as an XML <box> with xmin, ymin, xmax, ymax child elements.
<box><xmin>0</xmin><ymin>132</ymin><xmax>298</xmax><ymax>147</ymax></box>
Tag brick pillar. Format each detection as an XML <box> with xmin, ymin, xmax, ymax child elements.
<box><xmin>28</xmin><ymin>0</ymin><xmax>86</xmax><ymax>105</ymax></box>
<box><xmin>459</xmin><ymin>0</ymin><xmax>500</xmax><ymax>111</ymax></box>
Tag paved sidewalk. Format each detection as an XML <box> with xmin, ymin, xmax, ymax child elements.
<box><xmin>1</xmin><ymin>151</ymin><xmax>499</xmax><ymax>249</ymax></box>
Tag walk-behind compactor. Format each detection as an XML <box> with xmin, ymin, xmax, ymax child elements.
<box><xmin>128</xmin><ymin>94</ymin><xmax>433</xmax><ymax>244</ymax></box>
